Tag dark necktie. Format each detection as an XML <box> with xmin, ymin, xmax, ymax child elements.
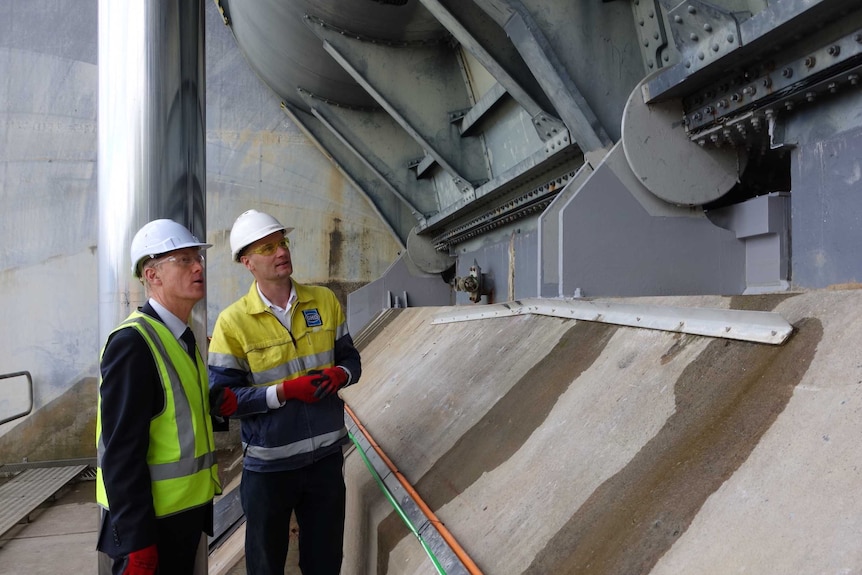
<box><xmin>181</xmin><ymin>327</ymin><xmax>197</xmax><ymax>363</ymax></box>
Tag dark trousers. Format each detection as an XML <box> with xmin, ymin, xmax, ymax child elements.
<box><xmin>105</xmin><ymin>516</ymin><xmax>203</xmax><ymax>575</ymax></box>
<box><xmin>241</xmin><ymin>451</ymin><xmax>346</xmax><ymax>575</ymax></box>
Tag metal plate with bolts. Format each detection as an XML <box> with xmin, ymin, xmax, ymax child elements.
<box><xmin>432</xmin><ymin>298</ymin><xmax>793</xmax><ymax>345</ymax></box>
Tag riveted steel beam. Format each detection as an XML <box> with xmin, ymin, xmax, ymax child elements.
<box><xmin>646</xmin><ymin>0</ymin><xmax>860</xmax><ymax>101</ymax></box>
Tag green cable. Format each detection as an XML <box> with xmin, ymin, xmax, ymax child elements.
<box><xmin>348</xmin><ymin>431</ymin><xmax>448</xmax><ymax>575</ymax></box>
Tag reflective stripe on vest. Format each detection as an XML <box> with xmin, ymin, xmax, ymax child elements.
<box><xmin>242</xmin><ymin>427</ymin><xmax>347</xmax><ymax>461</ymax></box>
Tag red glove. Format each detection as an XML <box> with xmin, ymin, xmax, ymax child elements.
<box><xmin>123</xmin><ymin>544</ymin><xmax>158</xmax><ymax>575</ymax></box>
<box><xmin>209</xmin><ymin>386</ymin><xmax>237</xmax><ymax>417</ymax></box>
<box><xmin>280</xmin><ymin>372</ymin><xmax>324</xmax><ymax>403</ymax></box>
<box><xmin>311</xmin><ymin>367</ymin><xmax>349</xmax><ymax>399</ymax></box>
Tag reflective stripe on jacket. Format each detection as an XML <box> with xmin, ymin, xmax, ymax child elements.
<box><xmin>96</xmin><ymin>311</ymin><xmax>220</xmax><ymax>517</ymax></box>
<box><xmin>208</xmin><ymin>280</ymin><xmax>360</xmax><ymax>472</ymax></box>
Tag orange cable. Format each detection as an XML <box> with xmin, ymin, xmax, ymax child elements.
<box><xmin>344</xmin><ymin>403</ymin><xmax>484</xmax><ymax>575</ymax></box>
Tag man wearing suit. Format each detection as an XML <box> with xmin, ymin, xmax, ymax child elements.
<box><xmin>96</xmin><ymin>219</ymin><xmax>235</xmax><ymax>575</ymax></box>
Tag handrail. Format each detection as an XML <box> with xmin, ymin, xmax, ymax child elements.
<box><xmin>0</xmin><ymin>371</ymin><xmax>34</xmax><ymax>426</ymax></box>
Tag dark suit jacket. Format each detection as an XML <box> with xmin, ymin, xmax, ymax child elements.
<box><xmin>96</xmin><ymin>303</ymin><xmax>212</xmax><ymax>558</ymax></box>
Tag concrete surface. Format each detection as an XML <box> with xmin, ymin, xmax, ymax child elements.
<box><xmin>340</xmin><ymin>289</ymin><xmax>862</xmax><ymax>574</ymax></box>
<box><xmin>0</xmin><ymin>479</ymin><xmax>98</xmax><ymax>575</ymax></box>
<box><xmin>3</xmin><ymin>288</ymin><xmax>862</xmax><ymax>574</ymax></box>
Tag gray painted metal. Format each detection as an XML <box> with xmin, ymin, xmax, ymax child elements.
<box><xmin>646</xmin><ymin>0</ymin><xmax>860</xmax><ymax>101</ymax></box>
<box><xmin>557</xmin><ymin>143</ymin><xmax>746</xmax><ymax>298</ymax></box>
<box><xmin>310</xmin><ymin>20</ymin><xmax>489</xmax><ymax>190</ymax></box>
<box><xmin>219</xmin><ymin>0</ymin><xmax>444</xmax><ymax>112</ymax></box>
<box><xmin>632</xmin><ymin>0</ymin><xmax>674</xmax><ymax>72</ymax></box>
<box><xmin>622</xmin><ymin>74</ymin><xmax>744</xmax><ymax>206</ymax></box>
<box><xmin>537</xmin><ymin>149</ymin><xmax>607</xmax><ymax>298</ymax></box>
<box><xmin>707</xmin><ymin>193</ymin><xmax>791</xmax><ymax>294</ymax></box>
<box><xmin>682</xmin><ymin>17</ymin><xmax>862</xmax><ymax>136</ymax></box>
<box><xmin>431</xmin><ymin>299</ymin><xmax>793</xmax><ymax>345</ymax></box>
<box><xmin>496</xmin><ymin>1</ymin><xmax>610</xmax><ymax>151</ymax></box>
<box><xmin>97</xmin><ymin>0</ymin><xmax>209</xmax><ymax>345</ymax></box>
<box><xmin>406</xmin><ymin>227</ymin><xmax>456</xmax><ymax>275</ymax></box>
<box><xmin>210</xmin><ymin>0</ymin><xmax>862</xmax><ymax>310</ymax></box>
<box><xmin>294</xmin><ymin>91</ymin><xmax>438</xmax><ymax>218</ymax></box>
<box><xmin>419</xmin><ymin>0</ymin><xmax>561</xmax><ymax>138</ymax></box>
<box><xmin>0</xmin><ymin>465</ymin><xmax>86</xmax><ymax>539</ymax></box>
<box><xmin>788</xmin><ymin>106</ymin><xmax>862</xmax><ymax>289</ymax></box>
<box><xmin>474</xmin><ymin>0</ymin><xmax>646</xmax><ymax>143</ymax></box>
<box><xmin>423</xmin><ymin>134</ymin><xmax>581</xmax><ymax>233</ymax></box>
<box><xmin>347</xmin><ymin>255</ymin><xmax>452</xmax><ymax>335</ymax></box>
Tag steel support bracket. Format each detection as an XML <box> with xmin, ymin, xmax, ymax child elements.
<box><xmin>668</xmin><ymin>1</ymin><xmax>746</xmax><ymax>76</ymax></box>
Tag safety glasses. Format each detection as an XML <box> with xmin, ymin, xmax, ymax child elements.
<box><xmin>245</xmin><ymin>237</ymin><xmax>290</xmax><ymax>257</ymax></box>
<box><xmin>153</xmin><ymin>253</ymin><xmax>205</xmax><ymax>268</ymax></box>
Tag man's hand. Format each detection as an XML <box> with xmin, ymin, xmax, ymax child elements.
<box><xmin>123</xmin><ymin>544</ymin><xmax>158</xmax><ymax>575</ymax></box>
<box><xmin>209</xmin><ymin>386</ymin><xmax>237</xmax><ymax>417</ymax></box>
<box><xmin>280</xmin><ymin>372</ymin><xmax>324</xmax><ymax>403</ymax></box>
<box><xmin>311</xmin><ymin>367</ymin><xmax>349</xmax><ymax>399</ymax></box>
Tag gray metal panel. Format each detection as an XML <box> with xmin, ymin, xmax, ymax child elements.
<box><xmin>0</xmin><ymin>465</ymin><xmax>86</xmax><ymax>538</ymax></box>
<box><xmin>705</xmin><ymin>193</ymin><xmax>791</xmax><ymax>292</ymax></box>
<box><xmin>538</xmin><ymin>149</ymin><xmax>606</xmax><ymax>297</ymax></box>
<box><xmin>295</xmin><ymin>92</ymin><xmax>440</xmax><ymax>219</ymax></box>
<box><xmin>219</xmin><ymin>0</ymin><xmax>444</xmax><ymax>111</ymax></box>
<box><xmin>453</xmin><ymin>218</ymin><xmax>539</xmax><ymax>304</ymax></box>
<box><xmin>309</xmin><ymin>20</ymin><xmax>490</xmax><ymax>189</ymax></box>
<box><xmin>347</xmin><ymin>255</ymin><xmax>452</xmax><ymax>335</ymax></box>
<box><xmin>480</xmin><ymin>97</ymin><xmax>548</xmax><ymax>177</ymax></box>
<box><xmin>788</xmin><ymin>106</ymin><xmax>862</xmax><ymax>288</ymax></box>
<box><xmin>559</xmin><ymin>144</ymin><xmax>746</xmax><ymax>297</ymax></box>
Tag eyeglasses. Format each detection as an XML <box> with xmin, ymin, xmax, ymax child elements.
<box><xmin>245</xmin><ymin>237</ymin><xmax>290</xmax><ymax>257</ymax></box>
<box><xmin>152</xmin><ymin>253</ymin><xmax>205</xmax><ymax>268</ymax></box>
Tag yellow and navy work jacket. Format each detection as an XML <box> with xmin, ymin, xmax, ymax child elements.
<box><xmin>96</xmin><ymin>311</ymin><xmax>220</xmax><ymax>517</ymax></box>
<box><xmin>208</xmin><ymin>280</ymin><xmax>361</xmax><ymax>472</ymax></box>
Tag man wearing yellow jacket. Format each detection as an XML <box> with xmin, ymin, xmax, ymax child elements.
<box><xmin>96</xmin><ymin>219</ymin><xmax>230</xmax><ymax>575</ymax></box>
<box><xmin>208</xmin><ymin>209</ymin><xmax>361</xmax><ymax>575</ymax></box>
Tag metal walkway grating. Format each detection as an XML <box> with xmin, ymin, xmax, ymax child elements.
<box><xmin>0</xmin><ymin>464</ymin><xmax>87</xmax><ymax>539</ymax></box>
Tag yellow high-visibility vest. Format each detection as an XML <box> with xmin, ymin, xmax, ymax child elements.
<box><xmin>96</xmin><ymin>311</ymin><xmax>221</xmax><ymax>517</ymax></box>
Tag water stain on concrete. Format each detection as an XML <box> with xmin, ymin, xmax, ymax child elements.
<box><xmin>329</xmin><ymin>217</ymin><xmax>344</xmax><ymax>279</ymax></box>
<box><xmin>377</xmin><ymin>320</ymin><xmax>618</xmax><ymax>574</ymax></box>
<box><xmin>523</xmin><ymin>317</ymin><xmax>822</xmax><ymax>575</ymax></box>
<box><xmin>728</xmin><ymin>292</ymin><xmax>798</xmax><ymax>312</ymax></box>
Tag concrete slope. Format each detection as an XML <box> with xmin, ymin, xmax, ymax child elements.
<box><xmin>341</xmin><ymin>289</ymin><xmax>862</xmax><ymax>575</ymax></box>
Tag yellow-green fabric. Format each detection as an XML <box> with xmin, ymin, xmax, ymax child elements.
<box><xmin>208</xmin><ymin>281</ymin><xmax>348</xmax><ymax>387</ymax></box>
<box><xmin>208</xmin><ymin>280</ymin><xmax>359</xmax><ymax>472</ymax></box>
<box><xmin>96</xmin><ymin>311</ymin><xmax>220</xmax><ymax>517</ymax></box>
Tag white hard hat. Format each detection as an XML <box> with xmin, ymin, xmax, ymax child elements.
<box><xmin>130</xmin><ymin>219</ymin><xmax>211</xmax><ymax>277</ymax></box>
<box><xmin>229</xmin><ymin>209</ymin><xmax>294</xmax><ymax>261</ymax></box>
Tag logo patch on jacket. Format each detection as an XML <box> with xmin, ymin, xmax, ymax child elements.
<box><xmin>302</xmin><ymin>309</ymin><xmax>323</xmax><ymax>327</ymax></box>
